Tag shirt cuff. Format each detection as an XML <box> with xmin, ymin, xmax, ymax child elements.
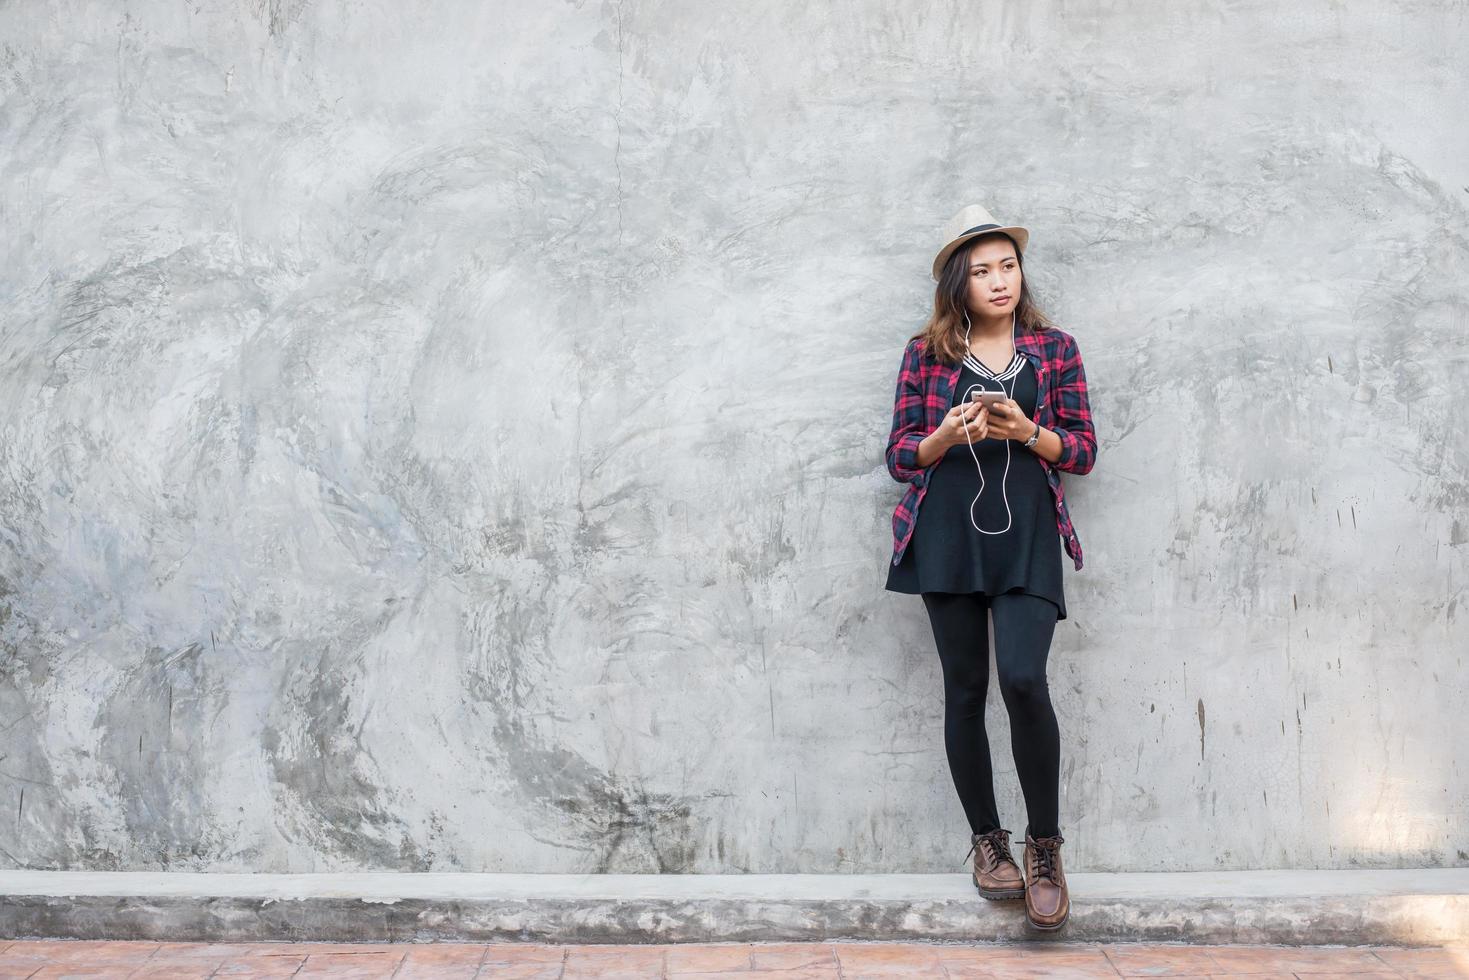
<box><xmin>894</xmin><ymin>432</ymin><xmax>928</xmax><ymax>483</ymax></box>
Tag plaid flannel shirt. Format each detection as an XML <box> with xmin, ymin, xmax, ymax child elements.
<box><xmin>884</xmin><ymin>326</ymin><xmax>1097</xmax><ymax>570</ymax></box>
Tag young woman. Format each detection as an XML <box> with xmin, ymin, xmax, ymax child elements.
<box><xmin>883</xmin><ymin>204</ymin><xmax>1097</xmax><ymax>931</ymax></box>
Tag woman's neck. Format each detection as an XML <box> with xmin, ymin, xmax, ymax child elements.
<box><xmin>966</xmin><ymin>309</ymin><xmax>1016</xmax><ymax>344</ymax></box>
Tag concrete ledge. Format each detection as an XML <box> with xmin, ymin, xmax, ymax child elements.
<box><xmin>1</xmin><ymin>869</ymin><xmax>1465</xmax><ymax>947</ymax></box>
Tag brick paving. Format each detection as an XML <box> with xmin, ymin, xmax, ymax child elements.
<box><xmin>0</xmin><ymin>939</ymin><xmax>1464</xmax><ymax>978</ymax></box>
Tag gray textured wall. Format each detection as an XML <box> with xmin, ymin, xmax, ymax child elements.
<box><xmin>1</xmin><ymin>0</ymin><xmax>1465</xmax><ymax>874</ymax></box>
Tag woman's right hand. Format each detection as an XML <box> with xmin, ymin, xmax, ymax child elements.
<box><xmin>939</xmin><ymin>400</ymin><xmax>988</xmax><ymax>448</ymax></box>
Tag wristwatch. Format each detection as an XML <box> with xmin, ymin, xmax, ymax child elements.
<box><xmin>1022</xmin><ymin>423</ymin><xmax>1041</xmax><ymax>449</ymax></box>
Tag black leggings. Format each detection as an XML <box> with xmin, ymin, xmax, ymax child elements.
<box><xmin>921</xmin><ymin>591</ymin><xmax>1061</xmax><ymax>840</ymax></box>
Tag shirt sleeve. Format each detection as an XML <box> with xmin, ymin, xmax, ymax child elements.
<box><xmin>1051</xmin><ymin>333</ymin><xmax>1097</xmax><ymax>475</ymax></box>
<box><xmin>885</xmin><ymin>339</ymin><xmax>929</xmax><ymax>484</ymax></box>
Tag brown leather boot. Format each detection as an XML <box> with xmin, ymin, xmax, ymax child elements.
<box><xmin>964</xmin><ymin>828</ymin><xmax>1025</xmax><ymax>900</ymax></box>
<box><xmin>1022</xmin><ymin>831</ymin><xmax>1070</xmax><ymax>929</ymax></box>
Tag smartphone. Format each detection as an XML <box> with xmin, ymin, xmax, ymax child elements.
<box><xmin>968</xmin><ymin>390</ymin><xmax>1009</xmax><ymax>414</ymax></box>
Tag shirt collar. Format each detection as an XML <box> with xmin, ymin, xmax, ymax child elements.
<box><xmin>943</xmin><ymin>328</ymin><xmax>1049</xmax><ymax>380</ymax></box>
<box><xmin>1013</xmin><ymin>328</ymin><xmax>1046</xmax><ymax>352</ymax></box>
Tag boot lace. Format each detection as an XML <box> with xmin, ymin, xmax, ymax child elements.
<box><xmin>1028</xmin><ymin>833</ymin><xmax>1065</xmax><ymax>884</ymax></box>
<box><xmin>961</xmin><ymin>828</ymin><xmax>1013</xmax><ymax>869</ymax></box>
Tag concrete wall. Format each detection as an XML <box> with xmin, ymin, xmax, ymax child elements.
<box><xmin>0</xmin><ymin>0</ymin><xmax>1464</xmax><ymax>874</ymax></box>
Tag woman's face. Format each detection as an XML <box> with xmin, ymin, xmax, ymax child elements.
<box><xmin>964</xmin><ymin>237</ymin><xmax>1022</xmax><ymax>318</ymax></box>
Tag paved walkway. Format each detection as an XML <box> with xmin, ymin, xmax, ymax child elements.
<box><xmin>0</xmin><ymin>939</ymin><xmax>1465</xmax><ymax>978</ymax></box>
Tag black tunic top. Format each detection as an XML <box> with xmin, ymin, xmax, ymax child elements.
<box><xmin>884</xmin><ymin>352</ymin><xmax>1067</xmax><ymax>621</ymax></box>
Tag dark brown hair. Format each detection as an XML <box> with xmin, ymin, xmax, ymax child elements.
<box><xmin>910</xmin><ymin>232</ymin><xmax>1055</xmax><ymax>364</ymax></box>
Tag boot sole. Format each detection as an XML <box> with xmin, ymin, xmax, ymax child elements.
<box><xmin>980</xmin><ymin>890</ymin><xmax>1026</xmax><ymax>901</ymax></box>
<box><xmin>973</xmin><ymin>880</ymin><xmax>1025</xmax><ymax>900</ymax></box>
<box><xmin>1024</xmin><ymin>908</ymin><xmax>1070</xmax><ymax>929</ymax></box>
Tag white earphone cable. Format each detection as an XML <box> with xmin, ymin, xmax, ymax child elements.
<box><xmin>960</xmin><ymin>309</ymin><xmax>1020</xmax><ymax>535</ymax></box>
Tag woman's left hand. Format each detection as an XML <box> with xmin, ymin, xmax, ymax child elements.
<box><xmin>985</xmin><ymin>398</ymin><xmax>1038</xmax><ymax>442</ymax></box>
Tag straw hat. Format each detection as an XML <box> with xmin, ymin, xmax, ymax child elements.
<box><xmin>931</xmin><ymin>204</ymin><xmax>1029</xmax><ymax>282</ymax></box>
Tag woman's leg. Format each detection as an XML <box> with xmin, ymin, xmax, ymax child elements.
<box><xmin>920</xmin><ymin>591</ymin><xmax>1003</xmax><ymax>835</ymax></box>
<box><xmin>990</xmin><ymin>592</ymin><xmax>1062</xmax><ymax>839</ymax></box>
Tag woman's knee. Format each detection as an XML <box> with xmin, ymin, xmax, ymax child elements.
<box><xmin>998</xmin><ymin>667</ymin><xmax>1050</xmax><ymax>710</ymax></box>
<box><xmin>945</xmin><ymin>666</ymin><xmax>990</xmax><ymax>718</ymax></box>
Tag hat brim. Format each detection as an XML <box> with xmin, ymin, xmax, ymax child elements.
<box><xmin>931</xmin><ymin>225</ymin><xmax>1029</xmax><ymax>282</ymax></box>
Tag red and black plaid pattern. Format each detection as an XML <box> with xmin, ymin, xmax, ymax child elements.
<box><xmin>884</xmin><ymin>327</ymin><xmax>1097</xmax><ymax>570</ymax></box>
